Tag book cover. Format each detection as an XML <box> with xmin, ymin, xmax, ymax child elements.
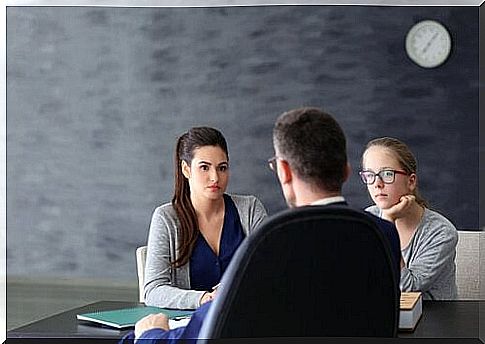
<box><xmin>399</xmin><ymin>291</ymin><xmax>423</xmax><ymax>331</ymax></box>
<box><xmin>77</xmin><ymin>306</ymin><xmax>194</xmax><ymax>329</ymax></box>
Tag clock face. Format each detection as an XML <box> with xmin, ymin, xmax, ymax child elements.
<box><xmin>405</xmin><ymin>20</ymin><xmax>452</xmax><ymax>68</ymax></box>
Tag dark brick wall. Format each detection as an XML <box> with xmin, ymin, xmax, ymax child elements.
<box><xmin>6</xmin><ymin>6</ymin><xmax>479</xmax><ymax>280</ymax></box>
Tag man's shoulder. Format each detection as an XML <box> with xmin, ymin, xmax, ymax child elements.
<box><xmin>347</xmin><ymin>206</ymin><xmax>397</xmax><ymax>235</ymax></box>
<box><xmin>318</xmin><ymin>203</ymin><xmax>394</xmax><ymax>230</ymax></box>
<box><xmin>365</xmin><ymin>211</ymin><xmax>395</xmax><ymax>230</ymax></box>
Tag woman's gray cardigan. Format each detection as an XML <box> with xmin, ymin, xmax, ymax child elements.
<box><xmin>144</xmin><ymin>194</ymin><xmax>267</xmax><ymax>309</ymax></box>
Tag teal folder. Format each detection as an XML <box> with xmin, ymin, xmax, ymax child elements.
<box><xmin>77</xmin><ymin>306</ymin><xmax>194</xmax><ymax>329</ymax></box>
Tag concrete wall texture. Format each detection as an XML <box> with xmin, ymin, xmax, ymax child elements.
<box><xmin>6</xmin><ymin>6</ymin><xmax>479</xmax><ymax>281</ymax></box>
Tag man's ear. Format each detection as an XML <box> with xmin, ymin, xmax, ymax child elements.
<box><xmin>343</xmin><ymin>162</ymin><xmax>352</xmax><ymax>183</ymax></box>
<box><xmin>277</xmin><ymin>159</ymin><xmax>292</xmax><ymax>185</ymax></box>
<box><xmin>181</xmin><ymin>160</ymin><xmax>191</xmax><ymax>179</ymax></box>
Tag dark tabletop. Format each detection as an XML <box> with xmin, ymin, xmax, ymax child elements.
<box><xmin>6</xmin><ymin>300</ymin><xmax>485</xmax><ymax>342</ymax></box>
<box><xmin>7</xmin><ymin>301</ymin><xmax>140</xmax><ymax>340</ymax></box>
<box><xmin>399</xmin><ymin>300</ymin><xmax>482</xmax><ymax>338</ymax></box>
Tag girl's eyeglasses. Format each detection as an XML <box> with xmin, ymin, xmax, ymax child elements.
<box><xmin>359</xmin><ymin>169</ymin><xmax>408</xmax><ymax>184</ymax></box>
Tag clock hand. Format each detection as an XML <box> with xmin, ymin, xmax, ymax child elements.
<box><xmin>422</xmin><ymin>32</ymin><xmax>439</xmax><ymax>54</ymax></box>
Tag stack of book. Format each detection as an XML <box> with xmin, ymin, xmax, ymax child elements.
<box><xmin>399</xmin><ymin>291</ymin><xmax>423</xmax><ymax>331</ymax></box>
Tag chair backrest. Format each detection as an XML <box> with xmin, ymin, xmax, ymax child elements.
<box><xmin>198</xmin><ymin>206</ymin><xmax>400</xmax><ymax>340</ymax></box>
<box><xmin>455</xmin><ymin>230</ymin><xmax>483</xmax><ymax>300</ymax></box>
<box><xmin>136</xmin><ymin>246</ymin><xmax>147</xmax><ymax>303</ymax></box>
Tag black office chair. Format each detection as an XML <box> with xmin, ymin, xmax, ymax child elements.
<box><xmin>197</xmin><ymin>205</ymin><xmax>400</xmax><ymax>340</ymax></box>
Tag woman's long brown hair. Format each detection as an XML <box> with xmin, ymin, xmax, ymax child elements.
<box><xmin>171</xmin><ymin>127</ymin><xmax>228</xmax><ymax>268</ymax></box>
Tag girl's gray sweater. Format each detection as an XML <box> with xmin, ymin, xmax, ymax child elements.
<box><xmin>366</xmin><ymin>206</ymin><xmax>458</xmax><ymax>300</ymax></box>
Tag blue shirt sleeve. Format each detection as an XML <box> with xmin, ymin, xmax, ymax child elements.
<box><xmin>138</xmin><ymin>328</ymin><xmax>186</xmax><ymax>343</ymax></box>
<box><xmin>180</xmin><ymin>301</ymin><xmax>211</xmax><ymax>340</ymax></box>
<box><xmin>118</xmin><ymin>301</ymin><xmax>212</xmax><ymax>344</ymax></box>
<box><xmin>119</xmin><ymin>327</ymin><xmax>188</xmax><ymax>344</ymax></box>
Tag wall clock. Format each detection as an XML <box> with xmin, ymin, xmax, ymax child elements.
<box><xmin>405</xmin><ymin>20</ymin><xmax>452</xmax><ymax>68</ymax></box>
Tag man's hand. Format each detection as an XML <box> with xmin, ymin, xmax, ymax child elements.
<box><xmin>382</xmin><ymin>195</ymin><xmax>416</xmax><ymax>222</ymax></box>
<box><xmin>134</xmin><ymin>313</ymin><xmax>170</xmax><ymax>339</ymax></box>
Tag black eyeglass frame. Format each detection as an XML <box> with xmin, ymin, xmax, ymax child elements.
<box><xmin>267</xmin><ymin>156</ymin><xmax>282</xmax><ymax>172</ymax></box>
<box><xmin>359</xmin><ymin>169</ymin><xmax>408</xmax><ymax>185</ymax></box>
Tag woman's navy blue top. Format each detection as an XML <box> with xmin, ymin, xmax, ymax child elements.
<box><xmin>189</xmin><ymin>194</ymin><xmax>244</xmax><ymax>291</ymax></box>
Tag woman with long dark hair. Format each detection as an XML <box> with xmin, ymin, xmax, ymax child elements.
<box><xmin>144</xmin><ymin>127</ymin><xmax>267</xmax><ymax>309</ymax></box>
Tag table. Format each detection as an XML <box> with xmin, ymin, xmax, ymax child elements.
<box><xmin>7</xmin><ymin>301</ymin><xmax>138</xmax><ymax>343</ymax></box>
<box><xmin>399</xmin><ymin>300</ymin><xmax>483</xmax><ymax>339</ymax></box>
<box><xmin>6</xmin><ymin>300</ymin><xmax>484</xmax><ymax>343</ymax></box>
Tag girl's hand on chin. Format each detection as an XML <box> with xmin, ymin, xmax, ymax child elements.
<box><xmin>382</xmin><ymin>195</ymin><xmax>416</xmax><ymax>222</ymax></box>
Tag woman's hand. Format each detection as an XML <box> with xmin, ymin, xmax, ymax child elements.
<box><xmin>134</xmin><ymin>313</ymin><xmax>170</xmax><ymax>339</ymax></box>
<box><xmin>200</xmin><ymin>289</ymin><xmax>217</xmax><ymax>305</ymax></box>
<box><xmin>382</xmin><ymin>195</ymin><xmax>417</xmax><ymax>222</ymax></box>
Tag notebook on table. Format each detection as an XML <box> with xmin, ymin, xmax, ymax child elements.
<box><xmin>77</xmin><ymin>306</ymin><xmax>194</xmax><ymax>329</ymax></box>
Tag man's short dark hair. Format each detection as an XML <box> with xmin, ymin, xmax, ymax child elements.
<box><xmin>273</xmin><ymin>107</ymin><xmax>347</xmax><ymax>192</ymax></box>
